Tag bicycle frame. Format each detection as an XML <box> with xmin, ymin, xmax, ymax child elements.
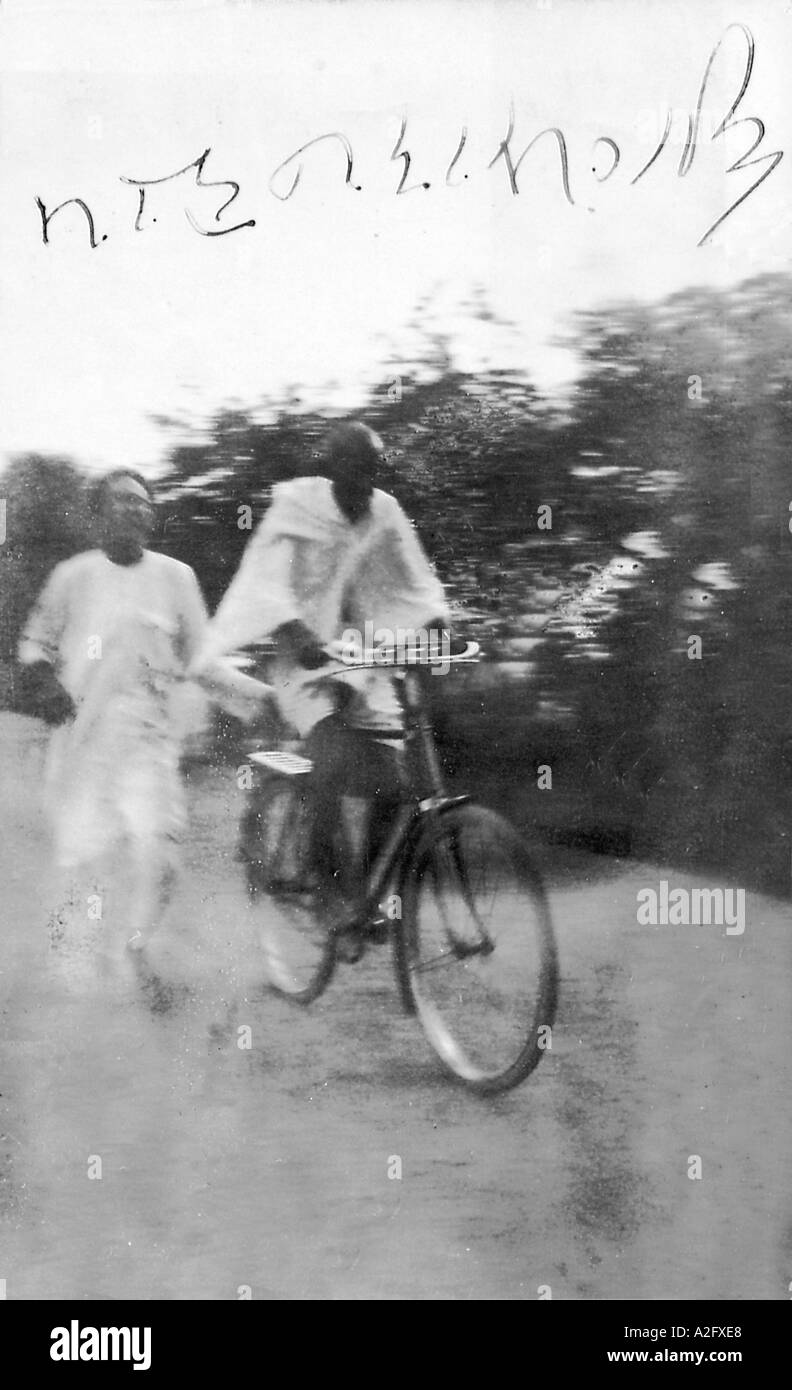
<box><xmin>353</xmin><ymin>682</ymin><xmax>466</xmax><ymax>906</ymax></box>
<box><xmin>244</xmin><ymin>640</ymin><xmax>478</xmax><ymax>949</ymax></box>
<box><xmin>242</xmin><ymin>640</ymin><xmax>558</xmax><ymax>1091</ymax></box>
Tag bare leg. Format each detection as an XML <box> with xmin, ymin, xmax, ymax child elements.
<box><xmin>126</xmin><ymin>838</ymin><xmax>180</xmax><ymax>950</ymax></box>
<box><xmin>306</xmin><ymin>719</ymin><xmax>403</xmax><ymax>931</ymax></box>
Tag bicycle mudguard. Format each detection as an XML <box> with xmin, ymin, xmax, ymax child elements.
<box><xmin>397</xmin><ymin>794</ymin><xmax>472</xmax><ymax>869</ymax></box>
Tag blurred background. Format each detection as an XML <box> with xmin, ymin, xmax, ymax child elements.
<box><xmin>3</xmin><ymin>271</ymin><xmax>791</xmax><ymax>894</ymax></box>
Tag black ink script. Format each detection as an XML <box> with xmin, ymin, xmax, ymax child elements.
<box><xmin>33</xmin><ymin>25</ymin><xmax>782</xmax><ymax>252</ymax></box>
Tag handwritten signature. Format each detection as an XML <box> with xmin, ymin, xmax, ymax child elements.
<box><xmin>34</xmin><ymin>24</ymin><xmax>781</xmax><ymax>251</ymax></box>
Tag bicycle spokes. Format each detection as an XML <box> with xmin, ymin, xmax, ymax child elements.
<box><xmin>400</xmin><ymin>805</ymin><xmax>557</xmax><ymax>1093</ymax></box>
<box><xmin>425</xmin><ymin>829</ymin><xmax>496</xmax><ymax>958</ymax></box>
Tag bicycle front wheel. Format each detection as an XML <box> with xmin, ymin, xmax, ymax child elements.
<box><xmin>397</xmin><ymin>803</ymin><xmax>558</xmax><ymax>1094</ymax></box>
<box><xmin>245</xmin><ymin>780</ymin><xmax>336</xmax><ymax>1005</ymax></box>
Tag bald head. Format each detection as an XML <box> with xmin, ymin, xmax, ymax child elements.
<box><xmin>325</xmin><ymin>422</ymin><xmax>384</xmax><ymax>522</ymax></box>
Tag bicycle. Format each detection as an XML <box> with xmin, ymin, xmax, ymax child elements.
<box><xmin>240</xmin><ymin>640</ymin><xmax>559</xmax><ymax>1095</ymax></box>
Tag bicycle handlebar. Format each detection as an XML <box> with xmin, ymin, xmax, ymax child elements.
<box><xmin>327</xmin><ymin>638</ymin><xmax>479</xmax><ymax>668</ymax></box>
<box><xmin>301</xmin><ymin>638</ymin><xmax>480</xmax><ymax>682</ymax></box>
<box><xmin>229</xmin><ymin>639</ymin><xmax>481</xmax><ymax>678</ymax></box>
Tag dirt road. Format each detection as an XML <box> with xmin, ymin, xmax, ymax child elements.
<box><xmin>1</xmin><ymin>713</ymin><xmax>789</xmax><ymax>1300</ymax></box>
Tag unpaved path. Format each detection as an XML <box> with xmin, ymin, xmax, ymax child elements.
<box><xmin>1</xmin><ymin>713</ymin><xmax>789</xmax><ymax>1299</ymax></box>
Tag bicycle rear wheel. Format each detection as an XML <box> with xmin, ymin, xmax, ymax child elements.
<box><xmin>244</xmin><ymin>779</ymin><xmax>336</xmax><ymax>1004</ymax></box>
<box><xmin>397</xmin><ymin>803</ymin><xmax>558</xmax><ymax>1094</ymax></box>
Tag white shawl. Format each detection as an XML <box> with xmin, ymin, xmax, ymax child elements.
<box><xmin>198</xmin><ymin>477</ymin><xmax>448</xmax><ymax>735</ymax></box>
<box><xmin>202</xmin><ymin>477</ymin><xmax>448</xmax><ymax>658</ymax></box>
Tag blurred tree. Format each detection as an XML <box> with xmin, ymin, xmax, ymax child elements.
<box><xmin>0</xmin><ymin>454</ymin><xmax>88</xmax><ymax>706</ymax></box>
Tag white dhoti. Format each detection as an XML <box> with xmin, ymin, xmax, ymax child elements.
<box><xmin>19</xmin><ymin>549</ymin><xmax>212</xmax><ymax>967</ymax></box>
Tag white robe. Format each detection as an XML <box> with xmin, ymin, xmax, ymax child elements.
<box><xmin>199</xmin><ymin>477</ymin><xmax>449</xmax><ymax>735</ymax></box>
<box><xmin>19</xmin><ymin>549</ymin><xmax>208</xmax><ymax>867</ymax></box>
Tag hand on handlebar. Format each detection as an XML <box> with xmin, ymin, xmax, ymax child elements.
<box><xmin>424</xmin><ymin>618</ymin><xmax>465</xmax><ymax>656</ymax></box>
<box><xmin>272</xmin><ymin>620</ymin><xmax>331</xmax><ymax>670</ymax></box>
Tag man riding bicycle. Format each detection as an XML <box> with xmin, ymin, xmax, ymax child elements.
<box><xmin>199</xmin><ymin>421</ymin><xmax>451</xmax><ymax>957</ymax></box>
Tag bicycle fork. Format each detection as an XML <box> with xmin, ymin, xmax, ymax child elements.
<box><xmin>402</xmin><ymin>669</ymin><xmax>494</xmax><ymax>958</ymax></box>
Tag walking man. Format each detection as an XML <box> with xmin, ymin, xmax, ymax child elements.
<box><xmin>18</xmin><ymin>469</ymin><xmax>266</xmax><ymax>984</ymax></box>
